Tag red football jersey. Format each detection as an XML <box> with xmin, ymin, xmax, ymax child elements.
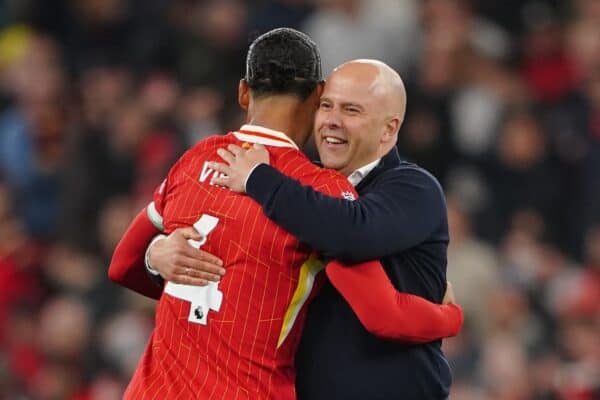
<box><xmin>125</xmin><ymin>125</ymin><xmax>357</xmax><ymax>400</ymax></box>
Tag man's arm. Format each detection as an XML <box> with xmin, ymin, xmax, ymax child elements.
<box><xmin>108</xmin><ymin>208</ymin><xmax>164</xmax><ymax>299</ymax></box>
<box><xmin>108</xmin><ymin>210</ymin><xmax>225</xmax><ymax>299</ymax></box>
<box><xmin>245</xmin><ymin>164</ymin><xmax>445</xmax><ymax>264</ymax></box>
<box><xmin>210</xmin><ymin>146</ymin><xmax>445</xmax><ymax>264</ymax></box>
<box><xmin>326</xmin><ymin>259</ymin><xmax>463</xmax><ymax>341</ymax></box>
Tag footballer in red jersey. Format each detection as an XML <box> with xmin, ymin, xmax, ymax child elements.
<box><xmin>125</xmin><ymin>125</ymin><xmax>371</xmax><ymax>399</ymax></box>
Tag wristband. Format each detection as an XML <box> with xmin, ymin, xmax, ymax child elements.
<box><xmin>145</xmin><ymin>234</ymin><xmax>167</xmax><ymax>276</ymax></box>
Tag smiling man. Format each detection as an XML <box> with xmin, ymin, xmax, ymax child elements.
<box><xmin>316</xmin><ymin>60</ymin><xmax>406</xmax><ymax>179</ymax></box>
<box><xmin>211</xmin><ymin>59</ymin><xmax>455</xmax><ymax>399</ymax></box>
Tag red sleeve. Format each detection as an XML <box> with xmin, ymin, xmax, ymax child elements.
<box><xmin>325</xmin><ymin>259</ymin><xmax>464</xmax><ymax>342</ymax></box>
<box><xmin>312</xmin><ymin>170</ymin><xmax>359</xmax><ymax>201</ymax></box>
<box><xmin>310</xmin><ymin>171</ymin><xmax>464</xmax><ymax>342</ymax></box>
<box><xmin>108</xmin><ymin>208</ymin><xmax>163</xmax><ymax>300</ymax></box>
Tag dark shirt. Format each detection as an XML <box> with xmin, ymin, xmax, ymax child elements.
<box><xmin>246</xmin><ymin>148</ymin><xmax>451</xmax><ymax>399</ymax></box>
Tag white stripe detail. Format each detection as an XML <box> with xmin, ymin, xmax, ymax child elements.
<box><xmin>147</xmin><ymin>201</ymin><xmax>164</xmax><ymax>231</ymax></box>
<box><xmin>232</xmin><ymin>132</ymin><xmax>298</xmax><ymax>149</ymax></box>
<box><xmin>233</xmin><ymin>124</ymin><xmax>299</xmax><ymax>149</ymax></box>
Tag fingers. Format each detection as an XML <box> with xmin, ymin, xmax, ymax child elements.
<box><xmin>175</xmin><ymin>246</ymin><xmax>225</xmax><ymax>272</ymax></box>
<box><xmin>250</xmin><ymin>143</ymin><xmax>269</xmax><ymax>158</ymax></box>
<box><xmin>227</xmin><ymin>144</ymin><xmax>244</xmax><ymax>156</ymax></box>
<box><xmin>442</xmin><ymin>281</ymin><xmax>455</xmax><ymax>305</ymax></box>
<box><xmin>175</xmin><ymin>262</ymin><xmax>223</xmax><ymax>282</ymax></box>
<box><xmin>173</xmin><ymin>227</ymin><xmax>201</xmax><ymax>241</ymax></box>
<box><xmin>161</xmin><ymin>259</ymin><xmax>223</xmax><ymax>285</ymax></box>
<box><xmin>169</xmin><ymin>274</ymin><xmax>210</xmax><ymax>286</ymax></box>
<box><xmin>208</xmin><ymin>161</ymin><xmax>231</xmax><ymax>176</ymax></box>
<box><xmin>216</xmin><ymin>148</ymin><xmax>236</xmax><ymax>165</ymax></box>
<box><xmin>176</xmin><ymin>253</ymin><xmax>225</xmax><ymax>276</ymax></box>
<box><xmin>195</xmin><ymin>248</ymin><xmax>224</xmax><ymax>267</ymax></box>
<box><xmin>210</xmin><ymin>174</ymin><xmax>230</xmax><ymax>187</ymax></box>
<box><xmin>208</xmin><ymin>161</ymin><xmax>242</xmax><ymax>191</ymax></box>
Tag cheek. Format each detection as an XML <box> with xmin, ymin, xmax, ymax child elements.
<box><xmin>355</xmin><ymin>121</ymin><xmax>379</xmax><ymax>146</ymax></box>
<box><xmin>346</xmin><ymin>122</ymin><xmax>366</xmax><ymax>145</ymax></box>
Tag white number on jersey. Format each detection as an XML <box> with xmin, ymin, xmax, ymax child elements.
<box><xmin>163</xmin><ymin>214</ymin><xmax>223</xmax><ymax>325</ymax></box>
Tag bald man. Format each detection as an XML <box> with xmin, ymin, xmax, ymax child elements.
<box><xmin>210</xmin><ymin>59</ymin><xmax>453</xmax><ymax>399</ymax></box>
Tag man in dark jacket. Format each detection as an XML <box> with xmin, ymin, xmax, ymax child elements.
<box><xmin>210</xmin><ymin>59</ymin><xmax>452</xmax><ymax>399</ymax></box>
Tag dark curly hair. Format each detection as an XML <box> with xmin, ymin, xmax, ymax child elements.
<box><xmin>245</xmin><ymin>28</ymin><xmax>322</xmax><ymax>100</ymax></box>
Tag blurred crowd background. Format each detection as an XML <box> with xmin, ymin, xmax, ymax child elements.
<box><xmin>0</xmin><ymin>0</ymin><xmax>598</xmax><ymax>399</ymax></box>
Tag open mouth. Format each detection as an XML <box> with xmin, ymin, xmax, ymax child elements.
<box><xmin>323</xmin><ymin>136</ymin><xmax>348</xmax><ymax>145</ymax></box>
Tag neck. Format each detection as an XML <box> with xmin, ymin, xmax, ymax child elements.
<box><xmin>247</xmin><ymin>96</ymin><xmax>310</xmax><ymax>147</ymax></box>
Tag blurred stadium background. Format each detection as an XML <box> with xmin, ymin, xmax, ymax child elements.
<box><xmin>0</xmin><ymin>0</ymin><xmax>598</xmax><ymax>399</ymax></box>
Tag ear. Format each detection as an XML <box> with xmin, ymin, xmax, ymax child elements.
<box><xmin>316</xmin><ymin>81</ymin><xmax>325</xmax><ymax>99</ymax></box>
<box><xmin>381</xmin><ymin>115</ymin><xmax>401</xmax><ymax>144</ymax></box>
<box><xmin>238</xmin><ymin>79</ymin><xmax>250</xmax><ymax>110</ymax></box>
<box><xmin>308</xmin><ymin>81</ymin><xmax>325</xmax><ymax>109</ymax></box>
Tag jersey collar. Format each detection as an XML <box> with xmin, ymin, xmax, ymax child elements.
<box><xmin>233</xmin><ymin>124</ymin><xmax>299</xmax><ymax>150</ymax></box>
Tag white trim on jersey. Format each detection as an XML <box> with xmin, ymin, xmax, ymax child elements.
<box><xmin>147</xmin><ymin>201</ymin><xmax>164</xmax><ymax>231</ymax></box>
<box><xmin>233</xmin><ymin>124</ymin><xmax>299</xmax><ymax>150</ymax></box>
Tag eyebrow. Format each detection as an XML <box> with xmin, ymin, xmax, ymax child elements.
<box><xmin>320</xmin><ymin>97</ymin><xmax>365</xmax><ymax>112</ymax></box>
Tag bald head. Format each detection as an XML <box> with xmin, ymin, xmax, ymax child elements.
<box><xmin>331</xmin><ymin>59</ymin><xmax>407</xmax><ymax>131</ymax></box>
<box><xmin>314</xmin><ymin>59</ymin><xmax>407</xmax><ymax>176</ymax></box>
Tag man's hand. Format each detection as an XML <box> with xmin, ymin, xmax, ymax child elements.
<box><xmin>442</xmin><ymin>281</ymin><xmax>455</xmax><ymax>305</ymax></box>
<box><xmin>148</xmin><ymin>227</ymin><xmax>225</xmax><ymax>285</ymax></box>
<box><xmin>209</xmin><ymin>143</ymin><xmax>270</xmax><ymax>192</ymax></box>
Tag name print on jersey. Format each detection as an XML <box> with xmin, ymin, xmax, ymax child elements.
<box><xmin>199</xmin><ymin>161</ymin><xmax>227</xmax><ymax>186</ymax></box>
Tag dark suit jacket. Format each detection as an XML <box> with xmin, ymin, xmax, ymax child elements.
<box><xmin>246</xmin><ymin>148</ymin><xmax>451</xmax><ymax>399</ymax></box>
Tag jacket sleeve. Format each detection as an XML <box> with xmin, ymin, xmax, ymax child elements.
<box><xmin>247</xmin><ymin>164</ymin><xmax>446</xmax><ymax>264</ymax></box>
<box><xmin>108</xmin><ymin>208</ymin><xmax>164</xmax><ymax>300</ymax></box>
<box><xmin>326</xmin><ymin>259</ymin><xmax>463</xmax><ymax>342</ymax></box>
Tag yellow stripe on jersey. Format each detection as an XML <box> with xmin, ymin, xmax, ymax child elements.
<box><xmin>277</xmin><ymin>254</ymin><xmax>325</xmax><ymax>348</ymax></box>
<box><xmin>147</xmin><ymin>201</ymin><xmax>164</xmax><ymax>232</ymax></box>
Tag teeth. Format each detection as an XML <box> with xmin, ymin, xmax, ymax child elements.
<box><xmin>325</xmin><ymin>137</ymin><xmax>345</xmax><ymax>144</ymax></box>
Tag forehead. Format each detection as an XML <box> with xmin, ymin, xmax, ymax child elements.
<box><xmin>321</xmin><ymin>67</ymin><xmax>382</xmax><ymax>105</ymax></box>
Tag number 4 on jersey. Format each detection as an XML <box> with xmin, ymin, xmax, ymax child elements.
<box><xmin>163</xmin><ymin>214</ymin><xmax>223</xmax><ymax>325</ymax></box>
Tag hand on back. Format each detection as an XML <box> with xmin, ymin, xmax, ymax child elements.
<box><xmin>442</xmin><ymin>281</ymin><xmax>455</xmax><ymax>305</ymax></box>
<box><xmin>148</xmin><ymin>227</ymin><xmax>225</xmax><ymax>286</ymax></box>
<box><xmin>209</xmin><ymin>143</ymin><xmax>270</xmax><ymax>192</ymax></box>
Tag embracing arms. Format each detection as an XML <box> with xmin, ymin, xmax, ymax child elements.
<box><xmin>210</xmin><ymin>145</ymin><xmax>447</xmax><ymax>264</ymax></box>
<box><xmin>107</xmin><ymin>208</ymin><xmax>224</xmax><ymax>299</ymax></box>
<box><xmin>326</xmin><ymin>259</ymin><xmax>462</xmax><ymax>341</ymax></box>
<box><xmin>108</xmin><ymin>210</ymin><xmax>462</xmax><ymax>342</ymax></box>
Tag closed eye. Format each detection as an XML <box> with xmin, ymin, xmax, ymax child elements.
<box><xmin>319</xmin><ymin>101</ymin><xmax>332</xmax><ymax>110</ymax></box>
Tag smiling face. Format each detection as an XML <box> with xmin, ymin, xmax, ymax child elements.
<box><xmin>314</xmin><ymin>60</ymin><xmax>405</xmax><ymax>177</ymax></box>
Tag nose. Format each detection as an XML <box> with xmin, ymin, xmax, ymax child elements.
<box><xmin>321</xmin><ymin>108</ymin><xmax>341</xmax><ymax>130</ymax></box>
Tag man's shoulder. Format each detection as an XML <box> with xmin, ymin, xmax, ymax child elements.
<box><xmin>384</xmin><ymin>161</ymin><xmax>443</xmax><ymax>190</ymax></box>
<box><xmin>369</xmin><ymin>161</ymin><xmax>446</xmax><ymax>205</ymax></box>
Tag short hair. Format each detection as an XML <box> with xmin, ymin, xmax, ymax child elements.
<box><xmin>245</xmin><ymin>28</ymin><xmax>322</xmax><ymax>100</ymax></box>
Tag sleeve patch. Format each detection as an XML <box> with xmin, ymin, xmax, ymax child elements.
<box><xmin>341</xmin><ymin>191</ymin><xmax>356</xmax><ymax>201</ymax></box>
